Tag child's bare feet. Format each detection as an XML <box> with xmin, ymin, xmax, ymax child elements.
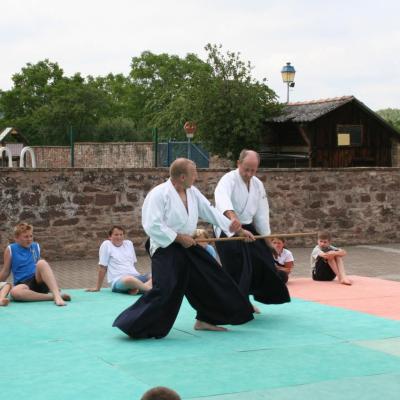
<box><xmin>128</xmin><ymin>289</ymin><xmax>139</xmax><ymax>295</ymax></box>
<box><xmin>340</xmin><ymin>279</ymin><xmax>352</xmax><ymax>286</ymax></box>
<box><xmin>61</xmin><ymin>293</ymin><xmax>71</xmax><ymax>301</ymax></box>
<box><xmin>0</xmin><ymin>298</ymin><xmax>10</xmax><ymax>306</ymax></box>
<box><xmin>252</xmin><ymin>304</ymin><xmax>261</xmax><ymax>314</ymax></box>
<box><xmin>194</xmin><ymin>320</ymin><xmax>228</xmax><ymax>331</ymax></box>
<box><xmin>54</xmin><ymin>292</ymin><xmax>71</xmax><ymax>306</ymax></box>
<box><xmin>54</xmin><ymin>297</ymin><xmax>66</xmax><ymax>306</ymax></box>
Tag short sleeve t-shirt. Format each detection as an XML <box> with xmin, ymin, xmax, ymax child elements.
<box><xmin>310</xmin><ymin>245</ymin><xmax>338</xmax><ymax>269</ymax></box>
<box><xmin>98</xmin><ymin>240</ymin><xmax>140</xmax><ymax>286</ymax></box>
<box><xmin>274</xmin><ymin>248</ymin><xmax>294</xmax><ymax>266</ymax></box>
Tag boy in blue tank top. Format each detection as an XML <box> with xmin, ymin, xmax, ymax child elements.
<box><xmin>0</xmin><ymin>223</ymin><xmax>71</xmax><ymax>306</ymax></box>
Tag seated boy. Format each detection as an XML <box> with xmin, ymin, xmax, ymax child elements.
<box><xmin>86</xmin><ymin>226</ymin><xmax>152</xmax><ymax>295</ymax></box>
<box><xmin>0</xmin><ymin>282</ymin><xmax>12</xmax><ymax>306</ymax></box>
<box><xmin>0</xmin><ymin>223</ymin><xmax>71</xmax><ymax>306</ymax></box>
<box><xmin>310</xmin><ymin>231</ymin><xmax>351</xmax><ymax>285</ymax></box>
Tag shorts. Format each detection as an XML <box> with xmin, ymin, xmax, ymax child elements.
<box><xmin>312</xmin><ymin>258</ymin><xmax>336</xmax><ymax>281</ymax></box>
<box><xmin>111</xmin><ymin>274</ymin><xmax>151</xmax><ymax>293</ymax></box>
<box><xmin>15</xmin><ymin>276</ymin><xmax>50</xmax><ymax>294</ymax></box>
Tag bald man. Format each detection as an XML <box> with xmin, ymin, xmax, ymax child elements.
<box><xmin>214</xmin><ymin>149</ymin><xmax>290</xmax><ymax>310</ymax></box>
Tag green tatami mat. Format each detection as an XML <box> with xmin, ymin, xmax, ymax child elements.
<box><xmin>190</xmin><ymin>373</ymin><xmax>400</xmax><ymax>400</ymax></box>
<box><xmin>1</xmin><ymin>289</ymin><xmax>400</xmax><ymax>399</ymax></box>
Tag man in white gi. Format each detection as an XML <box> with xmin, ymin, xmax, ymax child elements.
<box><xmin>113</xmin><ymin>158</ymin><xmax>254</xmax><ymax>339</ymax></box>
<box><xmin>214</xmin><ymin>149</ymin><xmax>290</xmax><ymax>308</ymax></box>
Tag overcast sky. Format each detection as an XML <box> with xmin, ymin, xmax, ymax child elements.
<box><xmin>1</xmin><ymin>0</ymin><xmax>399</xmax><ymax>110</ymax></box>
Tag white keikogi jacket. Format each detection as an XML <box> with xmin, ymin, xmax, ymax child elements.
<box><xmin>142</xmin><ymin>179</ymin><xmax>233</xmax><ymax>256</ymax></box>
<box><xmin>214</xmin><ymin>169</ymin><xmax>271</xmax><ymax>236</ymax></box>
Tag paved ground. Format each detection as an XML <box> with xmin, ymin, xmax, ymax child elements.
<box><xmin>52</xmin><ymin>243</ymin><xmax>400</xmax><ymax>289</ymax></box>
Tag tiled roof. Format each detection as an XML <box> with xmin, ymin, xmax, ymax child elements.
<box><xmin>271</xmin><ymin>96</ymin><xmax>355</xmax><ymax>123</ymax></box>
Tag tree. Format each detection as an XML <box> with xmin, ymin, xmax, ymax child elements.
<box><xmin>129</xmin><ymin>51</ymin><xmax>212</xmax><ymax>138</ymax></box>
<box><xmin>0</xmin><ymin>59</ymin><xmax>64</xmax><ymax>143</ymax></box>
<box><xmin>192</xmin><ymin>44</ymin><xmax>281</xmax><ymax>161</ymax></box>
<box><xmin>376</xmin><ymin>108</ymin><xmax>400</xmax><ymax>133</ymax></box>
<box><xmin>0</xmin><ymin>48</ymin><xmax>281</xmax><ymax>152</ymax></box>
<box><xmin>31</xmin><ymin>74</ymin><xmax>110</xmax><ymax>144</ymax></box>
<box><xmin>0</xmin><ymin>61</ymin><xmax>111</xmax><ymax>145</ymax></box>
<box><xmin>144</xmin><ymin>44</ymin><xmax>282</xmax><ymax>161</ymax></box>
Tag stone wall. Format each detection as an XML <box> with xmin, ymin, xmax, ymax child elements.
<box><xmin>0</xmin><ymin>167</ymin><xmax>399</xmax><ymax>261</ymax></box>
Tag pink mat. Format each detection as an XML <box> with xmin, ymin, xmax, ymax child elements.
<box><xmin>288</xmin><ymin>276</ymin><xmax>400</xmax><ymax>321</ymax></box>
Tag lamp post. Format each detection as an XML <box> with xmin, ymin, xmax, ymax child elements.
<box><xmin>183</xmin><ymin>121</ymin><xmax>197</xmax><ymax>160</ymax></box>
<box><xmin>281</xmin><ymin>62</ymin><xmax>296</xmax><ymax>103</ymax></box>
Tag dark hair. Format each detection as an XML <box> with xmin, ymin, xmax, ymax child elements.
<box><xmin>141</xmin><ymin>386</ymin><xmax>181</xmax><ymax>400</ymax></box>
<box><xmin>271</xmin><ymin>236</ymin><xmax>286</xmax><ymax>244</ymax></box>
<box><xmin>108</xmin><ymin>226</ymin><xmax>125</xmax><ymax>236</ymax></box>
<box><xmin>318</xmin><ymin>231</ymin><xmax>331</xmax><ymax>241</ymax></box>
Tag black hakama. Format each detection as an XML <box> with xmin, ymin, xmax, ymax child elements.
<box><xmin>216</xmin><ymin>223</ymin><xmax>290</xmax><ymax>305</ymax></box>
<box><xmin>113</xmin><ymin>243</ymin><xmax>254</xmax><ymax>339</ymax></box>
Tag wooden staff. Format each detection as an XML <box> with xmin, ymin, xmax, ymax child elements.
<box><xmin>195</xmin><ymin>231</ymin><xmax>317</xmax><ymax>243</ymax></box>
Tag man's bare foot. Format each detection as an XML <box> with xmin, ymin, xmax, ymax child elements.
<box><xmin>0</xmin><ymin>298</ymin><xmax>10</xmax><ymax>306</ymax></box>
<box><xmin>128</xmin><ymin>289</ymin><xmax>139</xmax><ymax>295</ymax></box>
<box><xmin>252</xmin><ymin>304</ymin><xmax>261</xmax><ymax>314</ymax></box>
<box><xmin>194</xmin><ymin>320</ymin><xmax>228</xmax><ymax>331</ymax></box>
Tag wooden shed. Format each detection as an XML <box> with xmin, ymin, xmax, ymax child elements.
<box><xmin>263</xmin><ymin>96</ymin><xmax>400</xmax><ymax>168</ymax></box>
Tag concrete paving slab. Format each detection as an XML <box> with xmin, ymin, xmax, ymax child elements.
<box><xmin>49</xmin><ymin>243</ymin><xmax>400</xmax><ymax>289</ymax></box>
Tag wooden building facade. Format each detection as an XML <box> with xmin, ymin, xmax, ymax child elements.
<box><xmin>263</xmin><ymin>96</ymin><xmax>400</xmax><ymax>168</ymax></box>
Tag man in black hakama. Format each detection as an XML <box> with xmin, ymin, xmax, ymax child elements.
<box><xmin>214</xmin><ymin>150</ymin><xmax>290</xmax><ymax>307</ymax></box>
<box><xmin>113</xmin><ymin>158</ymin><xmax>254</xmax><ymax>339</ymax></box>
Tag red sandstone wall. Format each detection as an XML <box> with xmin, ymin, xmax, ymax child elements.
<box><xmin>0</xmin><ymin>167</ymin><xmax>399</xmax><ymax>261</ymax></box>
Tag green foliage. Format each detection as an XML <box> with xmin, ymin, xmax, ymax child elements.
<box><xmin>0</xmin><ymin>61</ymin><xmax>110</xmax><ymax>145</ymax></box>
<box><xmin>92</xmin><ymin>117</ymin><xmax>151</xmax><ymax>142</ymax></box>
<box><xmin>193</xmin><ymin>44</ymin><xmax>281</xmax><ymax>160</ymax></box>
<box><xmin>129</xmin><ymin>51</ymin><xmax>211</xmax><ymax>137</ymax></box>
<box><xmin>376</xmin><ymin>108</ymin><xmax>400</xmax><ymax>133</ymax></box>
<box><xmin>0</xmin><ymin>47</ymin><xmax>281</xmax><ymax>154</ymax></box>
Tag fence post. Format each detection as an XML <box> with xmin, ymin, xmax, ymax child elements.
<box><xmin>167</xmin><ymin>139</ymin><xmax>171</xmax><ymax>166</ymax></box>
<box><xmin>152</xmin><ymin>127</ymin><xmax>158</xmax><ymax>167</ymax></box>
<box><xmin>69</xmin><ymin>125</ymin><xmax>75</xmax><ymax>167</ymax></box>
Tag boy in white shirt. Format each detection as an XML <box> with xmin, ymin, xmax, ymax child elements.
<box><xmin>86</xmin><ymin>226</ymin><xmax>152</xmax><ymax>295</ymax></box>
<box><xmin>310</xmin><ymin>231</ymin><xmax>351</xmax><ymax>285</ymax></box>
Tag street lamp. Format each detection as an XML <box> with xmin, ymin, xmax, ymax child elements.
<box><xmin>281</xmin><ymin>62</ymin><xmax>296</xmax><ymax>103</ymax></box>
